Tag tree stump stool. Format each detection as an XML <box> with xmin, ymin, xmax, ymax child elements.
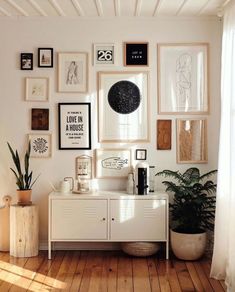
<box><xmin>10</xmin><ymin>204</ymin><xmax>39</xmax><ymax>257</ymax></box>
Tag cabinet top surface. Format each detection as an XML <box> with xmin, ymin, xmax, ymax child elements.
<box><xmin>49</xmin><ymin>190</ymin><xmax>168</xmax><ymax>200</ymax></box>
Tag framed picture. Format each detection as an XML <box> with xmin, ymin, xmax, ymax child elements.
<box><xmin>176</xmin><ymin>118</ymin><xmax>207</xmax><ymax>164</ymax></box>
<box><xmin>21</xmin><ymin>53</ymin><xmax>33</xmax><ymax>70</ymax></box>
<box><xmin>157</xmin><ymin>120</ymin><xmax>172</xmax><ymax>150</ymax></box>
<box><xmin>93</xmin><ymin>43</ymin><xmax>115</xmax><ymax>65</ymax></box>
<box><xmin>124</xmin><ymin>42</ymin><xmax>148</xmax><ymax>66</ymax></box>
<box><xmin>25</xmin><ymin>77</ymin><xmax>49</xmax><ymax>101</ymax></box>
<box><xmin>28</xmin><ymin>133</ymin><xmax>52</xmax><ymax>158</ymax></box>
<box><xmin>157</xmin><ymin>43</ymin><xmax>209</xmax><ymax>114</ymax></box>
<box><xmin>38</xmin><ymin>48</ymin><xmax>53</xmax><ymax>68</ymax></box>
<box><xmin>58</xmin><ymin>103</ymin><xmax>91</xmax><ymax>150</ymax></box>
<box><xmin>98</xmin><ymin>71</ymin><xmax>149</xmax><ymax>142</ymax></box>
<box><xmin>95</xmin><ymin>149</ymin><xmax>131</xmax><ymax>178</ymax></box>
<box><xmin>31</xmin><ymin>108</ymin><xmax>49</xmax><ymax>130</ymax></box>
<box><xmin>135</xmin><ymin>149</ymin><xmax>147</xmax><ymax>160</ymax></box>
<box><xmin>76</xmin><ymin>155</ymin><xmax>92</xmax><ymax>179</ymax></box>
<box><xmin>58</xmin><ymin>52</ymin><xmax>88</xmax><ymax>92</ymax></box>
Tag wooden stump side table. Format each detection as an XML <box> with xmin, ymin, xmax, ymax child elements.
<box><xmin>10</xmin><ymin>204</ymin><xmax>39</xmax><ymax>257</ymax></box>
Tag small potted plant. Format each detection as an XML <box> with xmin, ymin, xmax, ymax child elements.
<box><xmin>156</xmin><ymin>167</ymin><xmax>217</xmax><ymax>260</ymax></box>
<box><xmin>7</xmin><ymin>141</ymin><xmax>39</xmax><ymax>205</ymax></box>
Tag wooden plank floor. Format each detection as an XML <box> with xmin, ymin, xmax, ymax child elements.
<box><xmin>0</xmin><ymin>250</ymin><xmax>225</xmax><ymax>292</ymax></box>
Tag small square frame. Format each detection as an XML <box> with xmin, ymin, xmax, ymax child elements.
<box><xmin>21</xmin><ymin>53</ymin><xmax>33</xmax><ymax>70</ymax></box>
<box><xmin>29</xmin><ymin>133</ymin><xmax>52</xmax><ymax>158</ymax></box>
<box><xmin>124</xmin><ymin>42</ymin><xmax>148</xmax><ymax>66</ymax></box>
<box><xmin>25</xmin><ymin>77</ymin><xmax>49</xmax><ymax>101</ymax></box>
<box><xmin>31</xmin><ymin>108</ymin><xmax>49</xmax><ymax>131</ymax></box>
<box><xmin>93</xmin><ymin>43</ymin><xmax>116</xmax><ymax>65</ymax></box>
<box><xmin>135</xmin><ymin>149</ymin><xmax>147</xmax><ymax>160</ymax></box>
<box><xmin>38</xmin><ymin>48</ymin><xmax>53</xmax><ymax>68</ymax></box>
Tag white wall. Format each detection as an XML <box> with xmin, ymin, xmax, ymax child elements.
<box><xmin>0</xmin><ymin>17</ymin><xmax>222</xmax><ymax>243</ymax></box>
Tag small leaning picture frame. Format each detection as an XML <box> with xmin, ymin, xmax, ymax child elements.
<box><xmin>135</xmin><ymin>149</ymin><xmax>147</xmax><ymax>160</ymax></box>
<box><xmin>93</xmin><ymin>43</ymin><xmax>116</xmax><ymax>65</ymax></box>
<box><xmin>25</xmin><ymin>77</ymin><xmax>49</xmax><ymax>101</ymax></box>
<box><xmin>38</xmin><ymin>48</ymin><xmax>53</xmax><ymax>68</ymax></box>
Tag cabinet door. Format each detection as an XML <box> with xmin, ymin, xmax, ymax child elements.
<box><xmin>51</xmin><ymin>199</ymin><xmax>107</xmax><ymax>240</ymax></box>
<box><xmin>110</xmin><ymin>199</ymin><xmax>166</xmax><ymax>240</ymax></box>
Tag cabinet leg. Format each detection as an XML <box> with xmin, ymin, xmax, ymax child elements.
<box><xmin>166</xmin><ymin>241</ymin><xmax>169</xmax><ymax>259</ymax></box>
<box><xmin>48</xmin><ymin>241</ymin><xmax>51</xmax><ymax>260</ymax></box>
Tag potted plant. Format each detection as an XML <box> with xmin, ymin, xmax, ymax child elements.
<box><xmin>156</xmin><ymin>167</ymin><xmax>217</xmax><ymax>260</ymax></box>
<box><xmin>7</xmin><ymin>141</ymin><xmax>39</xmax><ymax>205</ymax></box>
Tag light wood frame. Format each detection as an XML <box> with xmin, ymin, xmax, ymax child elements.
<box><xmin>58</xmin><ymin>52</ymin><xmax>88</xmax><ymax>93</ymax></box>
<box><xmin>124</xmin><ymin>42</ymin><xmax>149</xmax><ymax>66</ymax></box>
<box><xmin>157</xmin><ymin>43</ymin><xmax>210</xmax><ymax>115</ymax></box>
<box><xmin>95</xmin><ymin>148</ymin><xmax>132</xmax><ymax>178</ymax></box>
<box><xmin>28</xmin><ymin>133</ymin><xmax>52</xmax><ymax>158</ymax></box>
<box><xmin>98</xmin><ymin>71</ymin><xmax>150</xmax><ymax>143</ymax></box>
<box><xmin>25</xmin><ymin>77</ymin><xmax>49</xmax><ymax>101</ymax></box>
<box><xmin>176</xmin><ymin>118</ymin><xmax>208</xmax><ymax>164</ymax></box>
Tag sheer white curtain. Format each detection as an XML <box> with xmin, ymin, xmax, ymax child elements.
<box><xmin>210</xmin><ymin>1</ymin><xmax>235</xmax><ymax>291</ymax></box>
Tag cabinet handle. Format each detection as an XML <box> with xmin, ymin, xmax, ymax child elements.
<box><xmin>102</xmin><ymin>218</ymin><xmax>106</xmax><ymax>221</ymax></box>
<box><xmin>112</xmin><ymin>218</ymin><xmax>115</xmax><ymax>221</ymax></box>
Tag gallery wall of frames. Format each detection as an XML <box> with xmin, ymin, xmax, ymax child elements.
<box><xmin>0</xmin><ymin>18</ymin><xmax>222</xmax><ymax>241</ymax></box>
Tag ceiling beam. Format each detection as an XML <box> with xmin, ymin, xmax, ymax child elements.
<box><xmin>94</xmin><ymin>0</ymin><xmax>103</xmax><ymax>16</ymax></box>
<box><xmin>135</xmin><ymin>0</ymin><xmax>142</xmax><ymax>16</ymax></box>
<box><xmin>49</xmin><ymin>0</ymin><xmax>66</xmax><ymax>16</ymax></box>
<box><xmin>27</xmin><ymin>0</ymin><xmax>47</xmax><ymax>16</ymax></box>
<box><xmin>71</xmin><ymin>0</ymin><xmax>85</xmax><ymax>16</ymax></box>
<box><xmin>5</xmin><ymin>0</ymin><xmax>29</xmax><ymax>16</ymax></box>
<box><xmin>114</xmin><ymin>0</ymin><xmax>120</xmax><ymax>16</ymax></box>
<box><xmin>0</xmin><ymin>5</ymin><xmax>11</xmax><ymax>16</ymax></box>
<box><xmin>175</xmin><ymin>0</ymin><xmax>189</xmax><ymax>15</ymax></box>
<box><xmin>153</xmin><ymin>0</ymin><xmax>164</xmax><ymax>16</ymax></box>
<box><xmin>197</xmin><ymin>0</ymin><xmax>212</xmax><ymax>15</ymax></box>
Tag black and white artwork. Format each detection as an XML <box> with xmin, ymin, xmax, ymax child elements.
<box><xmin>124</xmin><ymin>43</ymin><xmax>148</xmax><ymax>66</ymax></box>
<box><xmin>29</xmin><ymin>134</ymin><xmax>51</xmax><ymax>158</ymax></box>
<box><xmin>158</xmin><ymin>43</ymin><xmax>209</xmax><ymax>114</ymax></box>
<box><xmin>93</xmin><ymin>44</ymin><xmax>115</xmax><ymax>65</ymax></box>
<box><xmin>58</xmin><ymin>52</ymin><xmax>88</xmax><ymax>92</ymax></box>
<box><xmin>21</xmin><ymin>53</ymin><xmax>33</xmax><ymax>70</ymax></box>
<box><xmin>58</xmin><ymin>103</ymin><xmax>91</xmax><ymax>150</ymax></box>
<box><xmin>98</xmin><ymin>71</ymin><xmax>149</xmax><ymax>142</ymax></box>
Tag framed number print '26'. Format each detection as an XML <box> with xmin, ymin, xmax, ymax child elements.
<box><xmin>93</xmin><ymin>43</ymin><xmax>116</xmax><ymax>65</ymax></box>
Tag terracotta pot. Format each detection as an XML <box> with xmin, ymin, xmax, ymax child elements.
<box><xmin>17</xmin><ymin>189</ymin><xmax>32</xmax><ymax>206</ymax></box>
<box><xmin>170</xmin><ymin>229</ymin><xmax>207</xmax><ymax>260</ymax></box>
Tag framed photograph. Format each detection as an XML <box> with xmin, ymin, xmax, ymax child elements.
<box><xmin>93</xmin><ymin>43</ymin><xmax>115</xmax><ymax>65</ymax></box>
<box><xmin>157</xmin><ymin>120</ymin><xmax>172</xmax><ymax>150</ymax></box>
<box><xmin>58</xmin><ymin>103</ymin><xmax>91</xmax><ymax>150</ymax></box>
<box><xmin>58</xmin><ymin>52</ymin><xmax>88</xmax><ymax>92</ymax></box>
<box><xmin>95</xmin><ymin>149</ymin><xmax>131</xmax><ymax>178</ymax></box>
<box><xmin>135</xmin><ymin>149</ymin><xmax>147</xmax><ymax>160</ymax></box>
<box><xmin>28</xmin><ymin>133</ymin><xmax>52</xmax><ymax>158</ymax></box>
<box><xmin>124</xmin><ymin>42</ymin><xmax>148</xmax><ymax>66</ymax></box>
<box><xmin>38</xmin><ymin>48</ymin><xmax>53</xmax><ymax>68</ymax></box>
<box><xmin>21</xmin><ymin>53</ymin><xmax>33</xmax><ymax>70</ymax></box>
<box><xmin>98</xmin><ymin>71</ymin><xmax>149</xmax><ymax>143</ymax></box>
<box><xmin>25</xmin><ymin>77</ymin><xmax>49</xmax><ymax>101</ymax></box>
<box><xmin>76</xmin><ymin>155</ymin><xmax>92</xmax><ymax>179</ymax></box>
<box><xmin>31</xmin><ymin>108</ymin><xmax>49</xmax><ymax>130</ymax></box>
<box><xmin>176</xmin><ymin>118</ymin><xmax>207</xmax><ymax>164</ymax></box>
<box><xmin>157</xmin><ymin>43</ymin><xmax>209</xmax><ymax>114</ymax></box>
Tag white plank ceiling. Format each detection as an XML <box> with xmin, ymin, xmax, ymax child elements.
<box><xmin>0</xmin><ymin>0</ymin><xmax>229</xmax><ymax>18</ymax></box>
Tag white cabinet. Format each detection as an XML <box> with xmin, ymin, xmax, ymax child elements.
<box><xmin>48</xmin><ymin>191</ymin><xmax>169</xmax><ymax>260</ymax></box>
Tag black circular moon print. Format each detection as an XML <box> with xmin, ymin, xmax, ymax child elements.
<box><xmin>108</xmin><ymin>80</ymin><xmax>141</xmax><ymax>114</ymax></box>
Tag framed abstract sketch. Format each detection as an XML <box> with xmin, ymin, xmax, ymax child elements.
<box><xmin>124</xmin><ymin>42</ymin><xmax>148</xmax><ymax>66</ymax></box>
<box><xmin>31</xmin><ymin>108</ymin><xmax>49</xmax><ymax>130</ymax></box>
<box><xmin>98</xmin><ymin>71</ymin><xmax>149</xmax><ymax>143</ymax></box>
<box><xmin>38</xmin><ymin>48</ymin><xmax>53</xmax><ymax>68</ymax></box>
<box><xmin>58</xmin><ymin>103</ymin><xmax>91</xmax><ymax>150</ymax></box>
<box><xmin>25</xmin><ymin>77</ymin><xmax>49</xmax><ymax>101</ymax></box>
<box><xmin>95</xmin><ymin>149</ymin><xmax>131</xmax><ymax>178</ymax></box>
<box><xmin>176</xmin><ymin>118</ymin><xmax>207</xmax><ymax>164</ymax></box>
<box><xmin>58</xmin><ymin>52</ymin><xmax>88</xmax><ymax>92</ymax></box>
<box><xmin>28</xmin><ymin>133</ymin><xmax>52</xmax><ymax>158</ymax></box>
<box><xmin>93</xmin><ymin>43</ymin><xmax>115</xmax><ymax>65</ymax></box>
<box><xmin>157</xmin><ymin>43</ymin><xmax>209</xmax><ymax>114</ymax></box>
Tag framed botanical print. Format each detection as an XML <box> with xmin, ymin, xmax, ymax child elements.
<box><xmin>21</xmin><ymin>53</ymin><xmax>33</xmax><ymax>70</ymax></box>
<box><xmin>176</xmin><ymin>118</ymin><xmax>207</xmax><ymax>164</ymax></box>
<box><xmin>38</xmin><ymin>48</ymin><xmax>53</xmax><ymax>68</ymax></box>
<box><xmin>98</xmin><ymin>71</ymin><xmax>149</xmax><ymax>143</ymax></box>
<box><xmin>28</xmin><ymin>133</ymin><xmax>52</xmax><ymax>158</ymax></box>
<box><xmin>31</xmin><ymin>108</ymin><xmax>49</xmax><ymax>130</ymax></box>
<box><xmin>58</xmin><ymin>52</ymin><xmax>88</xmax><ymax>92</ymax></box>
<box><xmin>95</xmin><ymin>148</ymin><xmax>131</xmax><ymax>178</ymax></box>
<box><xmin>93</xmin><ymin>43</ymin><xmax>115</xmax><ymax>65</ymax></box>
<box><xmin>124</xmin><ymin>42</ymin><xmax>148</xmax><ymax>66</ymax></box>
<box><xmin>58</xmin><ymin>103</ymin><xmax>91</xmax><ymax>150</ymax></box>
<box><xmin>157</xmin><ymin>43</ymin><xmax>209</xmax><ymax>114</ymax></box>
<box><xmin>25</xmin><ymin>77</ymin><xmax>49</xmax><ymax>101</ymax></box>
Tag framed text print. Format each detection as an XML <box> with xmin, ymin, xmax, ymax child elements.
<box><xmin>93</xmin><ymin>43</ymin><xmax>115</xmax><ymax>65</ymax></box>
<box><xmin>95</xmin><ymin>148</ymin><xmax>131</xmax><ymax>178</ymax></box>
<box><xmin>29</xmin><ymin>133</ymin><xmax>52</xmax><ymax>158</ymax></box>
<box><xmin>58</xmin><ymin>52</ymin><xmax>88</xmax><ymax>93</ymax></box>
<box><xmin>98</xmin><ymin>71</ymin><xmax>149</xmax><ymax>143</ymax></box>
<box><xmin>157</xmin><ymin>43</ymin><xmax>209</xmax><ymax>114</ymax></box>
<box><xmin>58</xmin><ymin>103</ymin><xmax>91</xmax><ymax>150</ymax></box>
<box><xmin>124</xmin><ymin>42</ymin><xmax>148</xmax><ymax>66</ymax></box>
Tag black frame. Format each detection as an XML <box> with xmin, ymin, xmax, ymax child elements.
<box><xmin>38</xmin><ymin>48</ymin><xmax>53</xmax><ymax>68</ymax></box>
<box><xmin>124</xmin><ymin>42</ymin><xmax>148</xmax><ymax>66</ymax></box>
<box><xmin>136</xmin><ymin>149</ymin><xmax>147</xmax><ymax>160</ymax></box>
<box><xmin>58</xmin><ymin>103</ymin><xmax>91</xmax><ymax>150</ymax></box>
<box><xmin>21</xmin><ymin>53</ymin><xmax>33</xmax><ymax>70</ymax></box>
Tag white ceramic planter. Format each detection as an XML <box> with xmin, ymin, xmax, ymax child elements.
<box><xmin>170</xmin><ymin>229</ymin><xmax>207</xmax><ymax>260</ymax></box>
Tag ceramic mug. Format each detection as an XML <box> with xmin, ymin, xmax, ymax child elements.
<box><xmin>59</xmin><ymin>177</ymin><xmax>74</xmax><ymax>193</ymax></box>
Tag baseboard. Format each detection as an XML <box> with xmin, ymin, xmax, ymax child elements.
<box><xmin>39</xmin><ymin>240</ymin><xmax>121</xmax><ymax>251</ymax></box>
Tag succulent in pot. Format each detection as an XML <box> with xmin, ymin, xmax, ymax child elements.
<box><xmin>7</xmin><ymin>141</ymin><xmax>40</xmax><ymax>205</ymax></box>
